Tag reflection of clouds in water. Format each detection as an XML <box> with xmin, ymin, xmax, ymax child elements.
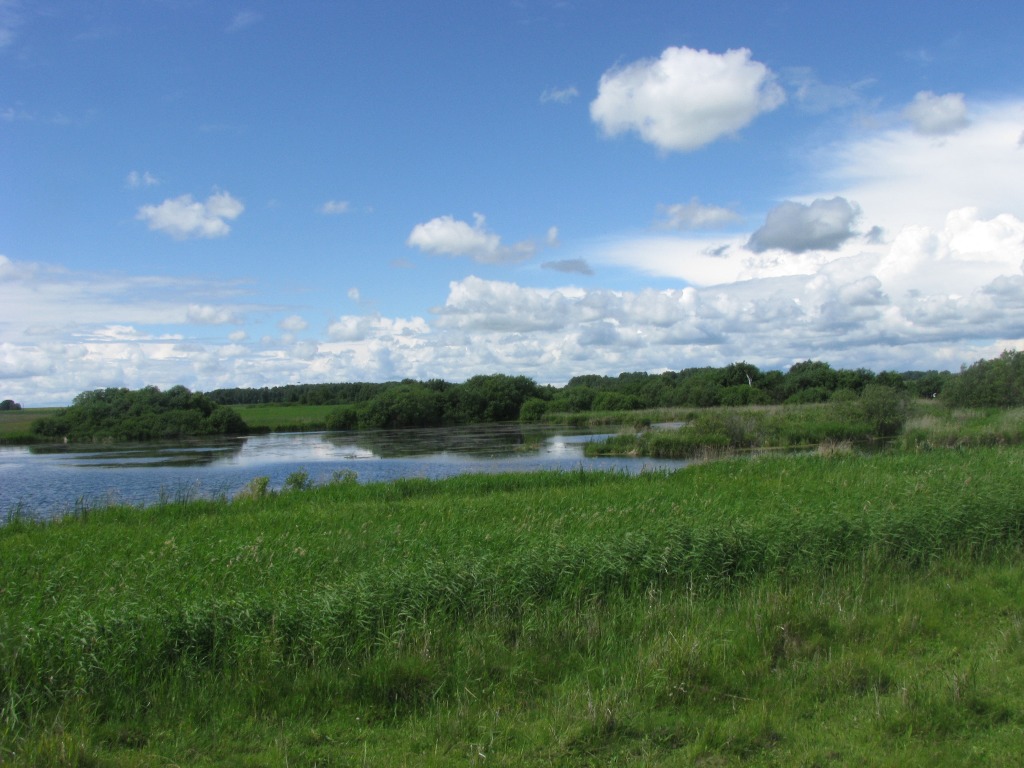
<box><xmin>226</xmin><ymin>433</ymin><xmax>374</xmax><ymax>466</ymax></box>
<box><xmin>544</xmin><ymin>438</ymin><xmax>580</xmax><ymax>457</ymax></box>
<box><xmin>544</xmin><ymin>433</ymin><xmax>612</xmax><ymax>457</ymax></box>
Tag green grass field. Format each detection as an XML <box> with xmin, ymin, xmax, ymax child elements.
<box><xmin>228</xmin><ymin>403</ymin><xmax>339</xmax><ymax>431</ymax></box>
<box><xmin>3</xmin><ymin>445</ymin><xmax>1024</xmax><ymax>765</ymax></box>
<box><xmin>0</xmin><ymin>408</ymin><xmax>57</xmax><ymax>443</ymax></box>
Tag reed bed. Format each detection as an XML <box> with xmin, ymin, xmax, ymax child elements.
<box><xmin>2</xmin><ymin>447</ymin><xmax>1024</xmax><ymax>765</ymax></box>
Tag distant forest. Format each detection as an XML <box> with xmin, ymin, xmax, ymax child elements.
<box><xmin>201</xmin><ymin>352</ymin><xmax>1024</xmax><ymax>430</ymax></box>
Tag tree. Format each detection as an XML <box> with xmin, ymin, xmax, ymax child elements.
<box><xmin>0</xmin><ymin>399</ymin><xmax>21</xmax><ymax>411</ymax></box>
<box><xmin>784</xmin><ymin>360</ymin><xmax>839</xmax><ymax>398</ymax></box>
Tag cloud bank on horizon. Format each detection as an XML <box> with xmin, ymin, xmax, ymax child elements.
<box><xmin>3</xmin><ymin>2</ymin><xmax>1024</xmax><ymax>405</ymax></box>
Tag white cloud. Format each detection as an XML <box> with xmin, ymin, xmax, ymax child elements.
<box><xmin>821</xmin><ymin>99</ymin><xmax>1024</xmax><ymax>235</ymax></box>
<box><xmin>279</xmin><ymin>315</ymin><xmax>308</xmax><ymax>332</ymax></box>
<box><xmin>747</xmin><ymin>197</ymin><xmax>861</xmax><ymax>253</ymax></box>
<box><xmin>658</xmin><ymin>199</ymin><xmax>741</xmax><ymax>230</ymax></box>
<box><xmin>407</xmin><ymin>213</ymin><xmax>536</xmax><ymax>264</ymax></box>
<box><xmin>186</xmin><ymin>304</ymin><xmax>240</xmax><ymax>325</ymax></box>
<box><xmin>903</xmin><ymin>91</ymin><xmax>969</xmax><ymax>135</ymax></box>
<box><xmin>136</xmin><ymin>191</ymin><xmax>244</xmax><ymax>239</ymax></box>
<box><xmin>319</xmin><ymin>200</ymin><xmax>350</xmax><ymax>215</ymax></box>
<box><xmin>540</xmin><ymin>86</ymin><xmax>579</xmax><ymax>104</ymax></box>
<box><xmin>347</xmin><ymin>287</ymin><xmax>361</xmax><ymax>302</ymax></box>
<box><xmin>327</xmin><ymin>313</ymin><xmax>429</xmax><ymax>342</ymax></box>
<box><xmin>590</xmin><ymin>46</ymin><xmax>785</xmax><ymax>152</ymax></box>
<box><xmin>126</xmin><ymin>170</ymin><xmax>159</xmax><ymax>188</ymax></box>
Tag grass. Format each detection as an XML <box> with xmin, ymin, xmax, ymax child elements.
<box><xmin>229</xmin><ymin>403</ymin><xmax>339</xmax><ymax>432</ymax></box>
<box><xmin>0</xmin><ymin>409</ymin><xmax>58</xmax><ymax>445</ymax></box>
<box><xmin>2</xmin><ymin>445</ymin><xmax>1024</xmax><ymax>764</ymax></box>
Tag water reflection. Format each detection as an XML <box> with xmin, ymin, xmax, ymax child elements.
<box><xmin>326</xmin><ymin>423</ymin><xmax>561</xmax><ymax>459</ymax></box>
<box><xmin>1</xmin><ymin>424</ymin><xmax>686</xmax><ymax>521</ymax></box>
<box><xmin>30</xmin><ymin>439</ymin><xmax>244</xmax><ymax>467</ymax></box>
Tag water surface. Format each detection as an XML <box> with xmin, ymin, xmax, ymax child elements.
<box><xmin>0</xmin><ymin>424</ymin><xmax>687</xmax><ymax>521</ymax></box>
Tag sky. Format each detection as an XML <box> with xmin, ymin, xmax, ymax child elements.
<box><xmin>3</xmin><ymin>1</ymin><xmax>1024</xmax><ymax>406</ymax></box>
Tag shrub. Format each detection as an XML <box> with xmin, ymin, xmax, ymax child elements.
<box><xmin>326</xmin><ymin>406</ymin><xmax>358</xmax><ymax>431</ymax></box>
<box><xmin>859</xmin><ymin>384</ymin><xmax>910</xmax><ymax>438</ymax></box>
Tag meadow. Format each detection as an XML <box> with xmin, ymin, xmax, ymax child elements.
<box><xmin>2</xmin><ymin>444</ymin><xmax>1024</xmax><ymax>765</ymax></box>
<box><xmin>0</xmin><ymin>409</ymin><xmax>57</xmax><ymax>445</ymax></box>
<box><xmin>228</xmin><ymin>403</ymin><xmax>339</xmax><ymax>432</ymax></box>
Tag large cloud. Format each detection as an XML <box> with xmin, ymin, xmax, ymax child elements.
<box><xmin>407</xmin><ymin>213</ymin><xmax>536</xmax><ymax>263</ymax></box>
<box><xmin>590</xmin><ymin>46</ymin><xmax>785</xmax><ymax>152</ymax></box>
<box><xmin>747</xmin><ymin>197</ymin><xmax>861</xmax><ymax>253</ymax></box>
<box><xmin>137</xmin><ymin>191</ymin><xmax>244</xmax><ymax>239</ymax></box>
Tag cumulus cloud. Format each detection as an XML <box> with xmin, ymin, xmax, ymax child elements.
<box><xmin>407</xmin><ymin>213</ymin><xmax>536</xmax><ymax>264</ymax></box>
<box><xmin>137</xmin><ymin>191</ymin><xmax>244</xmax><ymax>239</ymax></box>
<box><xmin>542</xmin><ymin>259</ymin><xmax>593</xmax><ymax>275</ymax></box>
<box><xmin>590</xmin><ymin>46</ymin><xmax>785</xmax><ymax>152</ymax></box>
<box><xmin>903</xmin><ymin>91</ymin><xmax>969</xmax><ymax>135</ymax></box>
<box><xmin>658</xmin><ymin>199</ymin><xmax>741</xmax><ymax>230</ymax></box>
<box><xmin>747</xmin><ymin>197</ymin><xmax>861</xmax><ymax>253</ymax></box>
<box><xmin>319</xmin><ymin>200</ymin><xmax>350</xmax><ymax>215</ymax></box>
<box><xmin>327</xmin><ymin>313</ymin><xmax>429</xmax><ymax>342</ymax></box>
<box><xmin>540</xmin><ymin>86</ymin><xmax>579</xmax><ymax>104</ymax></box>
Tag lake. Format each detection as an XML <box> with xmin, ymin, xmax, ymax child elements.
<box><xmin>0</xmin><ymin>423</ymin><xmax>688</xmax><ymax>521</ymax></box>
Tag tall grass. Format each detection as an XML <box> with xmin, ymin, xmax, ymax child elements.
<box><xmin>588</xmin><ymin>401</ymin><xmax>1024</xmax><ymax>459</ymax></box>
<box><xmin>2</xmin><ymin>447</ymin><xmax>1024</xmax><ymax>764</ymax></box>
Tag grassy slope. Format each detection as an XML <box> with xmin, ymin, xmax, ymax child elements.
<box><xmin>2</xmin><ymin>447</ymin><xmax>1024</xmax><ymax>765</ymax></box>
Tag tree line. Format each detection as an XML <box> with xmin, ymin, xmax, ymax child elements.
<box><xmin>206</xmin><ymin>360</ymin><xmax>960</xmax><ymax>430</ymax></box>
<box><xmin>22</xmin><ymin>352</ymin><xmax>1023</xmax><ymax>441</ymax></box>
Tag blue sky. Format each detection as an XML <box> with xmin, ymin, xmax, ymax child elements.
<box><xmin>3</xmin><ymin>1</ymin><xmax>1024</xmax><ymax>405</ymax></box>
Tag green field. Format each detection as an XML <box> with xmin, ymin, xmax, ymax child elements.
<box><xmin>0</xmin><ymin>408</ymin><xmax>57</xmax><ymax>443</ymax></box>
<box><xmin>229</xmin><ymin>403</ymin><xmax>339</xmax><ymax>431</ymax></box>
<box><xmin>3</xmin><ymin>445</ymin><xmax>1024</xmax><ymax>765</ymax></box>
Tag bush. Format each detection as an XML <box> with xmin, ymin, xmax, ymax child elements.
<box><xmin>519</xmin><ymin>397</ymin><xmax>549</xmax><ymax>422</ymax></box>
<box><xmin>859</xmin><ymin>384</ymin><xmax>910</xmax><ymax>438</ymax></box>
<box><xmin>326</xmin><ymin>406</ymin><xmax>358</xmax><ymax>431</ymax></box>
